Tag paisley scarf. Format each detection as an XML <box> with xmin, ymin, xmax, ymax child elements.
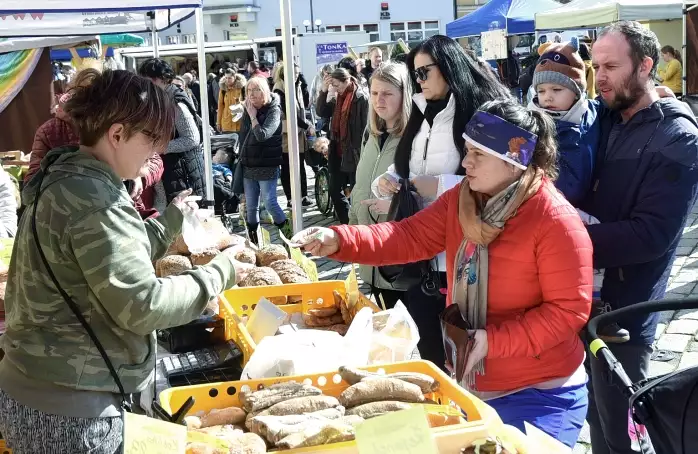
<box><xmin>450</xmin><ymin>167</ymin><xmax>543</xmax><ymax>388</ymax></box>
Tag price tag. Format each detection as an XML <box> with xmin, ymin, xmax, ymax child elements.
<box><xmin>355</xmin><ymin>406</ymin><xmax>438</xmax><ymax>454</ymax></box>
<box><xmin>344</xmin><ymin>264</ymin><xmax>360</xmax><ymax>308</ymax></box>
<box><xmin>259</xmin><ymin>227</ymin><xmax>271</xmax><ymax>247</ymax></box>
<box><xmin>124</xmin><ymin>413</ymin><xmax>187</xmax><ymax>454</ymax></box>
<box><xmin>290</xmin><ymin>247</ymin><xmax>319</xmax><ymax>281</ymax></box>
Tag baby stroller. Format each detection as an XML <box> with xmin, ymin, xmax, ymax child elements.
<box><xmin>588</xmin><ymin>297</ymin><xmax>698</xmax><ymax>454</ymax></box>
<box><xmin>210</xmin><ymin>133</ymin><xmax>240</xmax><ymax>216</ymax></box>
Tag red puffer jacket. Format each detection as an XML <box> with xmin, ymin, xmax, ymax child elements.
<box><xmin>330</xmin><ymin>178</ymin><xmax>593</xmax><ymax>392</ymax></box>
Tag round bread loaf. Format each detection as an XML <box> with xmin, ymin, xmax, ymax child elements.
<box><xmin>233</xmin><ymin>247</ymin><xmax>257</xmax><ymax>265</ymax></box>
<box><xmin>239</xmin><ymin>267</ymin><xmax>287</xmax><ymax>305</ymax></box>
<box><xmin>156</xmin><ymin>255</ymin><xmax>192</xmax><ymax>277</ymax></box>
<box><xmin>269</xmin><ymin>259</ymin><xmax>310</xmax><ymax>284</ymax></box>
<box><xmin>190</xmin><ymin>248</ymin><xmax>220</xmax><ymax>266</ymax></box>
<box><xmin>256</xmin><ymin>244</ymin><xmax>288</xmax><ymax>267</ymax></box>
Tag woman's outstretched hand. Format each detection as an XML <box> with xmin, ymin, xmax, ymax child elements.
<box><xmin>290</xmin><ymin>227</ymin><xmax>339</xmax><ymax>257</ymax></box>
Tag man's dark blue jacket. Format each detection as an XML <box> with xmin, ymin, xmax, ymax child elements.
<box><xmin>582</xmin><ymin>98</ymin><xmax>698</xmax><ymax>345</ymax></box>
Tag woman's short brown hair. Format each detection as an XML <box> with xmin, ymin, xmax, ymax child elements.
<box><xmin>64</xmin><ymin>70</ymin><xmax>176</xmax><ymax>151</ymax></box>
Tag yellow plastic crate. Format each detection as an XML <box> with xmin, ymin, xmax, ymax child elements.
<box><xmin>159</xmin><ymin>360</ymin><xmax>504</xmax><ymax>454</ymax></box>
<box><xmin>0</xmin><ymin>440</ymin><xmax>11</xmax><ymax>454</ymax></box>
<box><xmin>219</xmin><ymin>281</ymin><xmax>381</xmax><ymax>366</ymax></box>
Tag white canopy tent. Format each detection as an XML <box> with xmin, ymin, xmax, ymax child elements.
<box><xmin>535</xmin><ymin>0</ymin><xmax>683</xmax><ymax>30</ymax></box>
<box><xmin>0</xmin><ymin>36</ymin><xmax>99</xmax><ymax>53</ymax></box>
<box><xmin>0</xmin><ymin>9</ymin><xmax>193</xmax><ymax>37</ymax></box>
<box><xmin>1</xmin><ymin>0</ymin><xmax>305</xmax><ymax>231</ymax></box>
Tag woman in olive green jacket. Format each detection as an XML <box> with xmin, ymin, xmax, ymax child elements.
<box><xmin>349</xmin><ymin>61</ymin><xmax>413</xmax><ymax>308</ymax></box>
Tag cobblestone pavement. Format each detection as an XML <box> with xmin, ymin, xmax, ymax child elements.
<box><xmin>574</xmin><ymin>203</ymin><xmax>698</xmax><ymax>453</ymax></box>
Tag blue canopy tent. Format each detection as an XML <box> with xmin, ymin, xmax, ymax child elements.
<box><xmin>446</xmin><ymin>0</ymin><xmax>562</xmax><ymax>38</ymax></box>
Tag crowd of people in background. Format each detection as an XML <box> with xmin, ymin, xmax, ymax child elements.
<box><xmin>0</xmin><ymin>20</ymin><xmax>693</xmax><ymax>453</ymax></box>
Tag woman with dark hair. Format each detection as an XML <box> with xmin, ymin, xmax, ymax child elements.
<box><xmin>293</xmin><ymin>99</ymin><xmax>592</xmax><ymax>449</ymax></box>
<box><xmin>139</xmin><ymin>58</ymin><xmax>206</xmax><ymax>202</ymax></box>
<box><xmin>0</xmin><ymin>70</ymin><xmax>252</xmax><ymax>452</ymax></box>
<box><xmin>315</xmin><ymin>67</ymin><xmax>369</xmax><ymax>224</ymax></box>
<box><xmin>658</xmin><ymin>45</ymin><xmax>683</xmax><ymax>96</ymax></box>
<box><xmin>372</xmin><ymin>35</ymin><xmax>511</xmax><ymax>368</ymax></box>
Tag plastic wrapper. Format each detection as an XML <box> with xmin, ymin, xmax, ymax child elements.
<box><xmin>180</xmin><ymin>198</ymin><xmax>217</xmax><ymax>254</ymax></box>
<box><xmin>367</xmin><ymin>301</ymin><xmax>420</xmax><ymax>364</ymax></box>
<box><xmin>241</xmin><ymin>308</ymin><xmax>374</xmax><ymax>380</ymax></box>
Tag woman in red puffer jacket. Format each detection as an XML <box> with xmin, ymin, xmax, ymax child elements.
<box><xmin>292</xmin><ymin>99</ymin><xmax>592</xmax><ymax>449</ymax></box>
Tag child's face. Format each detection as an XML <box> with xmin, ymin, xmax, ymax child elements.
<box><xmin>536</xmin><ymin>83</ymin><xmax>577</xmax><ymax>111</ymax></box>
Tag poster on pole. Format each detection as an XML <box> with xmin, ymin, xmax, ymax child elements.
<box><xmin>481</xmin><ymin>29</ymin><xmax>507</xmax><ymax>61</ymax></box>
<box><xmin>316</xmin><ymin>42</ymin><xmax>348</xmax><ymax>65</ymax></box>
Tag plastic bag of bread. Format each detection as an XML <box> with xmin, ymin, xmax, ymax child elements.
<box><xmin>367</xmin><ymin>301</ymin><xmax>420</xmax><ymax>364</ymax></box>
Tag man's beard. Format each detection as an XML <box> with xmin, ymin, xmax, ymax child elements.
<box><xmin>606</xmin><ymin>70</ymin><xmax>646</xmax><ymax>112</ymax></box>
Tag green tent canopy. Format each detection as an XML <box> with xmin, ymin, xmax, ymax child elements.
<box><xmin>100</xmin><ymin>34</ymin><xmax>144</xmax><ymax>47</ymax></box>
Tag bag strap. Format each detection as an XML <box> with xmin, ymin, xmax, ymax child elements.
<box><xmin>30</xmin><ymin>176</ymin><xmax>131</xmax><ymax>412</ymax></box>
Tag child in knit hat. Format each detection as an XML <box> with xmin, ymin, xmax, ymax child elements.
<box><xmin>529</xmin><ymin>38</ymin><xmax>629</xmax><ymax>343</ymax></box>
<box><xmin>529</xmin><ymin>37</ymin><xmax>599</xmax><ymax>205</ymax></box>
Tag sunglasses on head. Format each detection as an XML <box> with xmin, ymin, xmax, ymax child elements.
<box><xmin>413</xmin><ymin>63</ymin><xmax>438</xmax><ymax>82</ymax></box>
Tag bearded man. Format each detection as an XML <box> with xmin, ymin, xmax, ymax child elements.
<box><xmin>581</xmin><ymin>21</ymin><xmax>698</xmax><ymax>454</ymax></box>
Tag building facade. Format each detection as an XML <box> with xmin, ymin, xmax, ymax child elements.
<box><xmin>148</xmin><ymin>0</ymin><xmax>456</xmax><ymax>47</ymax></box>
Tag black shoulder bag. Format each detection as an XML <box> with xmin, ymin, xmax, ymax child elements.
<box><xmin>371</xmin><ymin>180</ymin><xmax>439</xmax><ymax>295</ymax></box>
<box><xmin>30</xmin><ymin>174</ymin><xmax>132</xmax><ymax>415</ymax></box>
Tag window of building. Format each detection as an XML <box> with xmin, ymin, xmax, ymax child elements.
<box><xmin>166</xmin><ymin>35</ymin><xmax>179</xmax><ymax>45</ymax></box>
<box><xmin>182</xmin><ymin>34</ymin><xmax>196</xmax><ymax>44</ymax></box>
<box><xmin>363</xmin><ymin>23</ymin><xmax>379</xmax><ymax>42</ymax></box>
<box><xmin>275</xmin><ymin>27</ymin><xmax>297</xmax><ymax>36</ymax></box>
<box><xmin>204</xmin><ymin>33</ymin><xmax>209</xmax><ymax>42</ymax></box>
<box><xmin>326</xmin><ymin>25</ymin><xmax>342</xmax><ymax>33</ymax></box>
<box><xmin>389</xmin><ymin>22</ymin><xmax>406</xmax><ymax>42</ymax></box>
<box><xmin>390</xmin><ymin>21</ymin><xmax>440</xmax><ymax>45</ymax></box>
<box><xmin>425</xmin><ymin>20</ymin><xmax>439</xmax><ymax>38</ymax></box>
<box><xmin>344</xmin><ymin>24</ymin><xmax>360</xmax><ymax>32</ymax></box>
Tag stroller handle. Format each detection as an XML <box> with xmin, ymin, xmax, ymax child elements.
<box><xmin>587</xmin><ymin>297</ymin><xmax>698</xmax><ymax>396</ymax></box>
<box><xmin>587</xmin><ymin>297</ymin><xmax>698</xmax><ymax>351</ymax></box>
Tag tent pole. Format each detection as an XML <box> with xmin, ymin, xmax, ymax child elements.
<box><xmin>280</xmin><ymin>0</ymin><xmax>303</xmax><ymax>233</ymax></box>
<box><xmin>152</xmin><ymin>27</ymin><xmax>159</xmax><ymax>58</ymax></box>
<box><xmin>195</xmin><ymin>8</ymin><xmax>215</xmax><ymax>206</ymax></box>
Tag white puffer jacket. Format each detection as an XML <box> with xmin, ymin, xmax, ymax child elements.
<box><xmin>371</xmin><ymin>92</ymin><xmax>463</xmax><ymax>271</ymax></box>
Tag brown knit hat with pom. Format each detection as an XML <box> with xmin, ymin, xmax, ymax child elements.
<box><xmin>533</xmin><ymin>37</ymin><xmax>586</xmax><ymax>96</ymax></box>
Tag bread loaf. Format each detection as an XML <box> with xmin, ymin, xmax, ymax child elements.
<box><xmin>190</xmin><ymin>248</ymin><xmax>220</xmax><ymax>266</ymax></box>
<box><xmin>240</xmin><ymin>267</ymin><xmax>287</xmax><ymax>305</ymax></box>
<box><xmin>156</xmin><ymin>255</ymin><xmax>192</xmax><ymax>277</ymax></box>
<box><xmin>256</xmin><ymin>245</ymin><xmax>288</xmax><ymax>267</ymax></box>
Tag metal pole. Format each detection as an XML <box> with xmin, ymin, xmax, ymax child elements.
<box><xmin>195</xmin><ymin>8</ymin><xmax>215</xmax><ymax>205</ymax></box>
<box><xmin>309</xmin><ymin>0</ymin><xmax>315</xmax><ymax>33</ymax></box>
<box><xmin>281</xmin><ymin>0</ymin><xmax>303</xmax><ymax>233</ymax></box>
<box><xmin>151</xmin><ymin>23</ymin><xmax>159</xmax><ymax>58</ymax></box>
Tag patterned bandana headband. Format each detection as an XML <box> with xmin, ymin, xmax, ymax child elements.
<box><xmin>463</xmin><ymin>111</ymin><xmax>538</xmax><ymax>170</ymax></box>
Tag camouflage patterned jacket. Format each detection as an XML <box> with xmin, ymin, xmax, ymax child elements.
<box><xmin>1</xmin><ymin>146</ymin><xmax>235</xmax><ymax>394</ymax></box>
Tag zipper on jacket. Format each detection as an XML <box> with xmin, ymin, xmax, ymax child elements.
<box><xmin>422</xmin><ymin>129</ymin><xmax>432</xmax><ymax>174</ymax></box>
